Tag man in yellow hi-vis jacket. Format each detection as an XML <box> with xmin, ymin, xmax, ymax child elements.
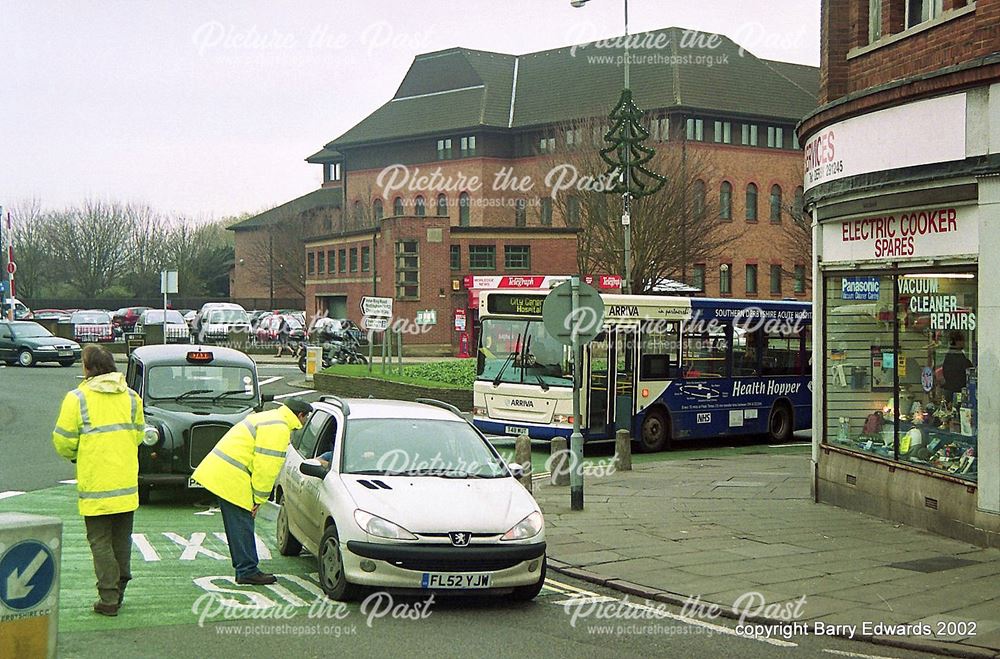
<box><xmin>192</xmin><ymin>398</ymin><xmax>312</xmax><ymax>585</ymax></box>
<box><xmin>52</xmin><ymin>344</ymin><xmax>144</xmax><ymax>617</ymax></box>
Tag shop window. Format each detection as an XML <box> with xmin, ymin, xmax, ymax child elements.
<box><xmin>824</xmin><ymin>272</ymin><xmax>978</xmax><ymax>482</ymax></box>
<box><xmin>505</xmin><ymin>245</ymin><xmax>530</xmax><ymax>270</ymax></box>
<box><xmin>394</xmin><ymin>241</ymin><xmax>419</xmax><ymax>299</ymax></box>
<box><xmin>469</xmin><ymin>245</ymin><xmax>495</xmax><ymax>270</ymax></box>
<box><xmin>450</xmin><ymin>245</ymin><xmax>461</xmax><ymax>271</ymax></box>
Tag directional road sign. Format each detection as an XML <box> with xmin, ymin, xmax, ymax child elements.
<box><xmin>363</xmin><ymin>316</ymin><xmax>389</xmax><ymax>331</ymax></box>
<box><xmin>360</xmin><ymin>296</ymin><xmax>393</xmax><ymax>318</ymax></box>
<box><xmin>0</xmin><ymin>540</ymin><xmax>56</xmax><ymax>611</ymax></box>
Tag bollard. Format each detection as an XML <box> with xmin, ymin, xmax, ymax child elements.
<box><xmin>550</xmin><ymin>436</ymin><xmax>570</xmax><ymax>486</ymax></box>
<box><xmin>0</xmin><ymin>513</ymin><xmax>62</xmax><ymax>659</ymax></box>
<box><xmin>615</xmin><ymin>429</ymin><xmax>632</xmax><ymax>472</ymax></box>
<box><xmin>514</xmin><ymin>433</ymin><xmax>532</xmax><ymax>492</ymax></box>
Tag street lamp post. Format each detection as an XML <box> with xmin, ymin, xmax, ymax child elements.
<box><xmin>268</xmin><ymin>229</ymin><xmax>274</xmax><ymax>309</ymax></box>
<box><xmin>572</xmin><ymin>0</ymin><xmax>631</xmax><ymax>292</ymax></box>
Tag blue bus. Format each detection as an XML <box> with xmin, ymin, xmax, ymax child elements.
<box><xmin>473</xmin><ymin>291</ymin><xmax>812</xmax><ymax>451</ymax></box>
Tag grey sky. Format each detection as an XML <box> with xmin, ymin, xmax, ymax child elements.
<box><xmin>0</xmin><ymin>0</ymin><xmax>819</xmax><ymax>220</ymax></box>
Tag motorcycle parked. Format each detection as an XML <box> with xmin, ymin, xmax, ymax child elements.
<box><xmin>297</xmin><ymin>332</ymin><xmax>368</xmax><ymax>373</ymax></box>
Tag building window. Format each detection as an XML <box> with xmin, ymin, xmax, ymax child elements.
<box><xmin>592</xmin><ymin>124</ymin><xmax>608</xmax><ymax>146</ymax></box>
<box><xmin>307</xmin><ymin>252</ymin><xmax>315</xmax><ymax>275</ymax></box>
<box><xmin>794</xmin><ymin>265</ymin><xmax>806</xmax><ymax>293</ymax></box>
<box><xmin>906</xmin><ymin>0</ymin><xmax>942</xmax><ymax>28</ymax></box>
<box><xmin>325</xmin><ymin>162</ymin><xmax>341</xmax><ymax>182</ymax></box>
<box><xmin>450</xmin><ymin>245</ymin><xmax>461</xmax><ymax>270</ymax></box>
<box><xmin>540</xmin><ymin>198</ymin><xmax>552</xmax><ymax>226</ymax></box>
<box><xmin>459</xmin><ymin>192</ymin><xmax>471</xmax><ymax>226</ymax></box>
<box><xmin>565</xmin><ymin>127</ymin><xmax>582</xmax><ymax>148</ymax></box>
<box><xmin>415</xmin><ymin>196</ymin><xmax>426</xmax><ymax>217</ymax></box>
<box><xmin>770</xmin><ymin>185</ymin><xmax>782</xmax><ymax>223</ymax></box>
<box><xmin>770</xmin><ymin>264</ymin><xmax>782</xmax><ymax>295</ymax></box>
<box><xmin>505</xmin><ymin>245</ymin><xmax>530</xmax><ymax>270</ymax></box>
<box><xmin>349</xmin><ymin>248</ymin><xmax>358</xmax><ymax>273</ymax></box>
<box><xmin>793</xmin><ymin>132</ymin><xmax>800</xmax><ymax>150</ymax></box>
<box><xmin>361</xmin><ymin>245</ymin><xmax>370</xmax><ymax>272</ymax></box>
<box><xmin>654</xmin><ymin>117</ymin><xmax>669</xmax><ymax>142</ymax></box>
<box><xmin>394</xmin><ymin>241</ymin><xmax>419</xmax><ymax>299</ymax></box>
<box><xmin>766</xmin><ymin>126</ymin><xmax>784</xmax><ymax>149</ymax></box>
<box><xmin>693</xmin><ymin>180</ymin><xmax>706</xmax><ymax>220</ymax></box>
<box><xmin>746</xmin><ymin>264</ymin><xmax>758</xmax><ymax>295</ymax></box>
<box><xmin>436</xmin><ymin>194</ymin><xmax>448</xmax><ymax>217</ymax></box>
<box><xmin>692</xmin><ymin>264</ymin><xmax>706</xmax><ymax>292</ymax></box>
<box><xmin>685</xmin><ymin>118</ymin><xmax>704</xmax><ymax>141</ymax></box>
<box><xmin>393</xmin><ymin>197</ymin><xmax>404</xmax><ymax>216</ymax></box>
<box><xmin>338</xmin><ymin>248</ymin><xmax>346</xmax><ymax>273</ymax></box>
<box><xmin>317</xmin><ymin>250</ymin><xmax>326</xmax><ymax>274</ymax></box>
<box><xmin>353</xmin><ymin>201</ymin><xmax>363</xmax><ymax>227</ymax></box>
<box><xmin>460</xmin><ymin>135</ymin><xmax>476</xmax><ymax>157</ymax></box>
<box><xmin>436</xmin><ymin>138</ymin><xmax>452</xmax><ymax>160</ymax></box>
<box><xmin>741</xmin><ymin>124</ymin><xmax>758</xmax><ymax>146</ymax></box>
<box><xmin>539</xmin><ymin>136</ymin><xmax>556</xmax><ymax>154</ymax></box>
<box><xmin>327</xmin><ymin>249</ymin><xmax>335</xmax><ymax>274</ymax></box>
<box><xmin>514</xmin><ymin>199</ymin><xmax>527</xmax><ymax>227</ymax></box>
<box><xmin>567</xmin><ymin>196</ymin><xmax>581</xmax><ymax>226</ymax></box>
<box><xmin>720</xmin><ymin>264</ymin><xmax>732</xmax><ymax>295</ymax></box>
<box><xmin>720</xmin><ymin>181</ymin><xmax>732</xmax><ymax>220</ymax></box>
<box><xmin>373</xmin><ymin>198</ymin><xmax>383</xmax><ymax>222</ymax></box>
<box><xmin>869</xmin><ymin>0</ymin><xmax>882</xmax><ymax>42</ymax></box>
<box><xmin>469</xmin><ymin>245</ymin><xmax>495</xmax><ymax>270</ymax></box>
<box><xmin>714</xmin><ymin>121</ymin><xmax>732</xmax><ymax>144</ymax></box>
<box><xmin>746</xmin><ymin>183</ymin><xmax>758</xmax><ymax>222</ymax></box>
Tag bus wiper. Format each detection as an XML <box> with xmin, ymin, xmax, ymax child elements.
<box><xmin>171</xmin><ymin>389</ymin><xmax>212</xmax><ymax>401</ymax></box>
<box><xmin>492</xmin><ymin>332</ymin><xmax>523</xmax><ymax>386</ymax></box>
<box><xmin>520</xmin><ymin>335</ymin><xmax>532</xmax><ymax>384</ymax></box>
<box><xmin>532</xmin><ymin>373</ymin><xmax>550</xmax><ymax>392</ymax></box>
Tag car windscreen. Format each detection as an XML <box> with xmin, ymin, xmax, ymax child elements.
<box><xmin>72</xmin><ymin>312</ymin><xmax>111</xmax><ymax>324</ymax></box>
<box><xmin>12</xmin><ymin>323</ymin><xmax>52</xmax><ymax>338</ymax></box>
<box><xmin>207</xmin><ymin>309</ymin><xmax>249</xmax><ymax>324</ymax></box>
<box><xmin>147</xmin><ymin>365</ymin><xmax>256</xmax><ymax>401</ymax></box>
<box><xmin>144</xmin><ymin>310</ymin><xmax>186</xmax><ymax>324</ymax></box>
<box><xmin>342</xmin><ymin>419</ymin><xmax>507</xmax><ymax>478</ymax></box>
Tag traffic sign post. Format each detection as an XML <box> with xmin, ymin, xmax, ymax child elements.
<box><xmin>0</xmin><ymin>513</ymin><xmax>61</xmax><ymax>659</ymax></box>
<box><xmin>361</xmin><ymin>296</ymin><xmax>394</xmax><ymax>375</ymax></box>
<box><xmin>542</xmin><ymin>277</ymin><xmax>605</xmax><ymax>511</ymax></box>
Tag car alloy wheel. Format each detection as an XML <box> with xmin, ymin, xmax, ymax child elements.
<box><xmin>17</xmin><ymin>350</ymin><xmax>34</xmax><ymax>367</ymax></box>
<box><xmin>318</xmin><ymin>526</ymin><xmax>361</xmax><ymax>601</ymax></box>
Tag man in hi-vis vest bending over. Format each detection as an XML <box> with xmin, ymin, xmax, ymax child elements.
<box><xmin>192</xmin><ymin>397</ymin><xmax>312</xmax><ymax>585</ymax></box>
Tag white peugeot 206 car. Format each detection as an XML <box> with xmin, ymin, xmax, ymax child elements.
<box><xmin>274</xmin><ymin>396</ymin><xmax>546</xmax><ymax>602</ymax></box>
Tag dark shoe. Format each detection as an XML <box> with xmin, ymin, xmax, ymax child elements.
<box><xmin>236</xmin><ymin>572</ymin><xmax>277</xmax><ymax>585</ymax></box>
<box><xmin>93</xmin><ymin>601</ymin><xmax>119</xmax><ymax>617</ymax></box>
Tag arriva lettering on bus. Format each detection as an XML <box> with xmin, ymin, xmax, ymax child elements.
<box><xmin>509</xmin><ymin>399</ymin><xmax>535</xmax><ymax>408</ymax></box>
<box><xmin>732</xmin><ymin>380</ymin><xmax>802</xmax><ymax>397</ymax></box>
<box><xmin>606</xmin><ymin>305</ymin><xmax>640</xmax><ymax>317</ymax></box>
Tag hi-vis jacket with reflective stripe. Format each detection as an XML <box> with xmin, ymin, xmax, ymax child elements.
<box><xmin>191</xmin><ymin>405</ymin><xmax>302</xmax><ymax>511</ymax></box>
<box><xmin>52</xmin><ymin>372</ymin><xmax>144</xmax><ymax>516</ymax></box>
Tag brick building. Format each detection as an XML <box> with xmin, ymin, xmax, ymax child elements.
<box><xmin>801</xmin><ymin>0</ymin><xmax>999</xmax><ymax>543</ymax></box>
<box><xmin>232</xmin><ymin>27</ymin><xmax>818</xmax><ymax>351</ymax></box>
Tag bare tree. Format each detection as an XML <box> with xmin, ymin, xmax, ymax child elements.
<box><xmin>241</xmin><ymin>208</ymin><xmax>308</xmax><ymax>301</ymax></box>
<box><xmin>778</xmin><ymin>190</ymin><xmax>812</xmax><ymax>290</ymax></box>
<box><xmin>6</xmin><ymin>198</ymin><xmax>52</xmax><ymax>299</ymax></box>
<box><xmin>125</xmin><ymin>204</ymin><xmax>172</xmax><ymax>297</ymax></box>
<box><xmin>46</xmin><ymin>200</ymin><xmax>135</xmax><ymax>297</ymax></box>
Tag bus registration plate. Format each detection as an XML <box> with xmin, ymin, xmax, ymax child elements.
<box><xmin>505</xmin><ymin>426</ymin><xmax>529</xmax><ymax>436</ymax></box>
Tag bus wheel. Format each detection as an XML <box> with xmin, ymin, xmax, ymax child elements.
<box><xmin>638</xmin><ymin>409</ymin><xmax>670</xmax><ymax>452</ymax></box>
<box><xmin>768</xmin><ymin>403</ymin><xmax>793</xmax><ymax>443</ymax></box>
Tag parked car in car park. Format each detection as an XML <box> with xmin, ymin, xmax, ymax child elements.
<box><xmin>31</xmin><ymin>308</ymin><xmax>72</xmax><ymax>322</ymax></box>
<box><xmin>135</xmin><ymin>309</ymin><xmax>192</xmax><ymax>344</ymax></box>
<box><xmin>129</xmin><ymin>344</ymin><xmax>273</xmax><ymax>502</ymax></box>
<box><xmin>112</xmin><ymin>306</ymin><xmax>151</xmax><ymax>334</ymax></box>
<box><xmin>274</xmin><ymin>396</ymin><xmax>546</xmax><ymax>602</ymax></box>
<box><xmin>255</xmin><ymin>313</ymin><xmax>305</xmax><ymax>344</ymax></box>
<box><xmin>0</xmin><ymin>320</ymin><xmax>81</xmax><ymax>366</ymax></box>
<box><xmin>193</xmin><ymin>303</ymin><xmax>251</xmax><ymax>344</ymax></box>
<box><xmin>70</xmin><ymin>310</ymin><xmax>114</xmax><ymax>343</ymax></box>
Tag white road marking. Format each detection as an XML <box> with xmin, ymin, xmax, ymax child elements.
<box><xmin>822</xmin><ymin>650</ymin><xmax>900</xmax><ymax>659</ymax></box>
<box><xmin>546</xmin><ymin>578</ymin><xmax>797</xmax><ymax>648</ymax></box>
<box><xmin>163</xmin><ymin>532</ymin><xmax>227</xmax><ymax>561</ymax></box>
<box><xmin>59</xmin><ymin>479</ymin><xmax>77</xmax><ymax>485</ymax></box>
<box><xmin>213</xmin><ymin>531</ymin><xmax>272</xmax><ymax>560</ymax></box>
<box><xmin>767</xmin><ymin>443</ymin><xmax>811</xmax><ymax>448</ymax></box>
<box><xmin>0</xmin><ymin>491</ymin><xmax>26</xmax><ymax>500</ymax></box>
<box><xmin>131</xmin><ymin>533</ymin><xmax>161</xmax><ymax>561</ymax></box>
<box><xmin>274</xmin><ymin>390</ymin><xmax>315</xmax><ymax>400</ymax></box>
<box><xmin>258</xmin><ymin>376</ymin><xmax>283</xmax><ymax>386</ymax></box>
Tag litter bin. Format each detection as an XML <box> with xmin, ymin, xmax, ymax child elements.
<box><xmin>125</xmin><ymin>332</ymin><xmax>145</xmax><ymax>356</ymax></box>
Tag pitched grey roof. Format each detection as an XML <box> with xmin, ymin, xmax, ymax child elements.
<box><xmin>228</xmin><ymin>188</ymin><xmax>342</xmax><ymax>231</ymax></box>
<box><xmin>325</xmin><ymin>27</ymin><xmax>818</xmax><ymax>149</ymax></box>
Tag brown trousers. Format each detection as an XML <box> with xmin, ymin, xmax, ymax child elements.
<box><xmin>84</xmin><ymin>511</ymin><xmax>134</xmax><ymax>606</ymax></box>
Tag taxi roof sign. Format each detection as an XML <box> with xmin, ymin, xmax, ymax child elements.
<box><xmin>186</xmin><ymin>351</ymin><xmax>214</xmax><ymax>363</ymax></box>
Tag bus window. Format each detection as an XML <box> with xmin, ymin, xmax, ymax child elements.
<box><xmin>640</xmin><ymin>321</ymin><xmax>678</xmax><ymax>380</ymax></box>
<box><xmin>762</xmin><ymin>327</ymin><xmax>804</xmax><ymax>376</ymax></box>
<box><xmin>682</xmin><ymin>330</ymin><xmax>727</xmax><ymax>378</ymax></box>
<box><xmin>733</xmin><ymin>329</ymin><xmax>761</xmax><ymax>377</ymax></box>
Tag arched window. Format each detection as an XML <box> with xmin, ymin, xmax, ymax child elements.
<box><xmin>770</xmin><ymin>185</ymin><xmax>782</xmax><ymax>223</ymax></box>
<box><xmin>415</xmin><ymin>195</ymin><xmax>426</xmax><ymax>217</ymax></box>
<box><xmin>746</xmin><ymin>183</ymin><xmax>758</xmax><ymax>222</ymax></box>
<box><xmin>459</xmin><ymin>192</ymin><xmax>470</xmax><ymax>226</ymax></box>
<box><xmin>373</xmin><ymin>198</ymin><xmax>384</xmax><ymax>222</ymax></box>
<box><xmin>540</xmin><ymin>198</ymin><xmax>552</xmax><ymax>226</ymax></box>
<box><xmin>515</xmin><ymin>198</ymin><xmax>527</xmax><ymax>227</ymax></box>
<box><xmin>393</xmin><ymin>197</ymin><xmax>404</xmax><ymax>217</ymax></box>
<box><xmin>436</xmin><ymin>194</ymin><xmax>448</xmax><ymax>217</ymax></box>
<box><xmin>719</xmin><ymin>181</ymin><xmax>732</xmax><ymax>220</ymax></box>
<box><xmin>693</xmin><ymin>180</ymin><xmax>706</xmax><ymax>220</ymax></box>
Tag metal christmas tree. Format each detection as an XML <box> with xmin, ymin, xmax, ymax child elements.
<box><xmin>599</xmin><ymin>89</ymin><xmax>667</xmax><ymax>200</ymax></box>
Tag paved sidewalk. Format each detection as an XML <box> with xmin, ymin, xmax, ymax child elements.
<box><xmin>534</xmin><ymin>453</ymin><xmax>1000</xmax><ymax>657</ymax></box>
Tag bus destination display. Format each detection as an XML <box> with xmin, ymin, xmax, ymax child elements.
<box><xmin>487</xmin><ymin>294</ymin><xmax>546</xmax><ymax>316</ymax></box>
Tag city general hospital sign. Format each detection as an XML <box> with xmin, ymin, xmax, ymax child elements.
<box><xmin>823</xmin><ymin>205</ymin><xmax>978</xmax><ymax>263</ymax></box>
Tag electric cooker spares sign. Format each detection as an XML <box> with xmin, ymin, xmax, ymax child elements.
<box><xmin>824</xmin><ymin>206</ymin><xmax>978</xmax><ymax>263</ymax></box>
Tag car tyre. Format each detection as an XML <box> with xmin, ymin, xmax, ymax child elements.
<box><xmin>768</xmin><ymin>403</ymin><xmax>793</xmax><ymax>444</ymax></box>
<box><xmin>637</xmin><ymin>408</ymin><xmax>670</xmax><ymax>452</ymax></box>
<box><xmin>17</xmin><ymin>349</ymin><xmax>34</xmax><ymax>368</ymax></box>
<box><xmin>297</xmin><ymin>354</ymin><xmax>307</xmax><ymax>373</ymax></box>
<box><xmin>509</xmin><ymin>556</ymin><xmax>546</xmax><ymax>602</ymax></box>
<box><xmin>275</xmin><ymin>502</ymin><xmax>302</xmax><ymax>557</ymax></box>
<box><xmin>318</xmin><ymin>525</ymin><xmax>362</xmax><ymax>601</ymax></box>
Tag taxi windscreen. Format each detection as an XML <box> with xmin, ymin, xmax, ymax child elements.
<box><xmin>147</xmin><ymin>365</ymin><xmax>256</xmax><ymax>401</ymax></box>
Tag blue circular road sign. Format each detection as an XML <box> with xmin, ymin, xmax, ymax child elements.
<box><xmin>0</xmin><ymin>540</ymin><xmax>56</xmax><ymax>611</ymax></box>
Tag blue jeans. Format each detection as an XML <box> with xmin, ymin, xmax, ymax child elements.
<box><xmin>218</xmin><ymin>498</ymin><xmax>261</xmax><ymax>579</ymax></box>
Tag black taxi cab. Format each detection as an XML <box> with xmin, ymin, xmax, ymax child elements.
<box><xmin>126</xmin><ymin>344</ymin><xmax>273</xmax><ymax>502</ymax></box>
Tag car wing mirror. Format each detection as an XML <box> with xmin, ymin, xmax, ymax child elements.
<box><xmin>299</xmin><ymin>459</ymin><xmax>327</xmax><ymax>479</ymax></box>
<box><xmin>261</xmin><ymin>393</ymin><xmax>275</xmax><ymax>403</ymax></box>
<box><xmin>507</xmin><ymin>462</ymin><xmax>525</xmax><ymax>479</ymax></box>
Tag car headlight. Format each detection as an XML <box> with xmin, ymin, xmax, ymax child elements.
<box><xmin>354</xmin><ymin>510</ymin><xmax>417</xmax><ymax>541</ymax></box>
<box><xmin>142</xmin><ymin>424</ymin><xmax>161</xmax><ymax>447</ymax></box>
<box><xmin>501</xmin><ymin>511</ymin><xmax>543</xmax><ymax>541</ymax></box>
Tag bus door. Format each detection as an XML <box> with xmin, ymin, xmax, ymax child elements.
<box><xmin>586</xmin><ymin>331</ymin><xmax>611</xmax><ymax>437</ymax></box>
<box><xmin>612</xmin><ymin>326</ymin><xmax>638</xmax><ymax>431</ymax></box>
